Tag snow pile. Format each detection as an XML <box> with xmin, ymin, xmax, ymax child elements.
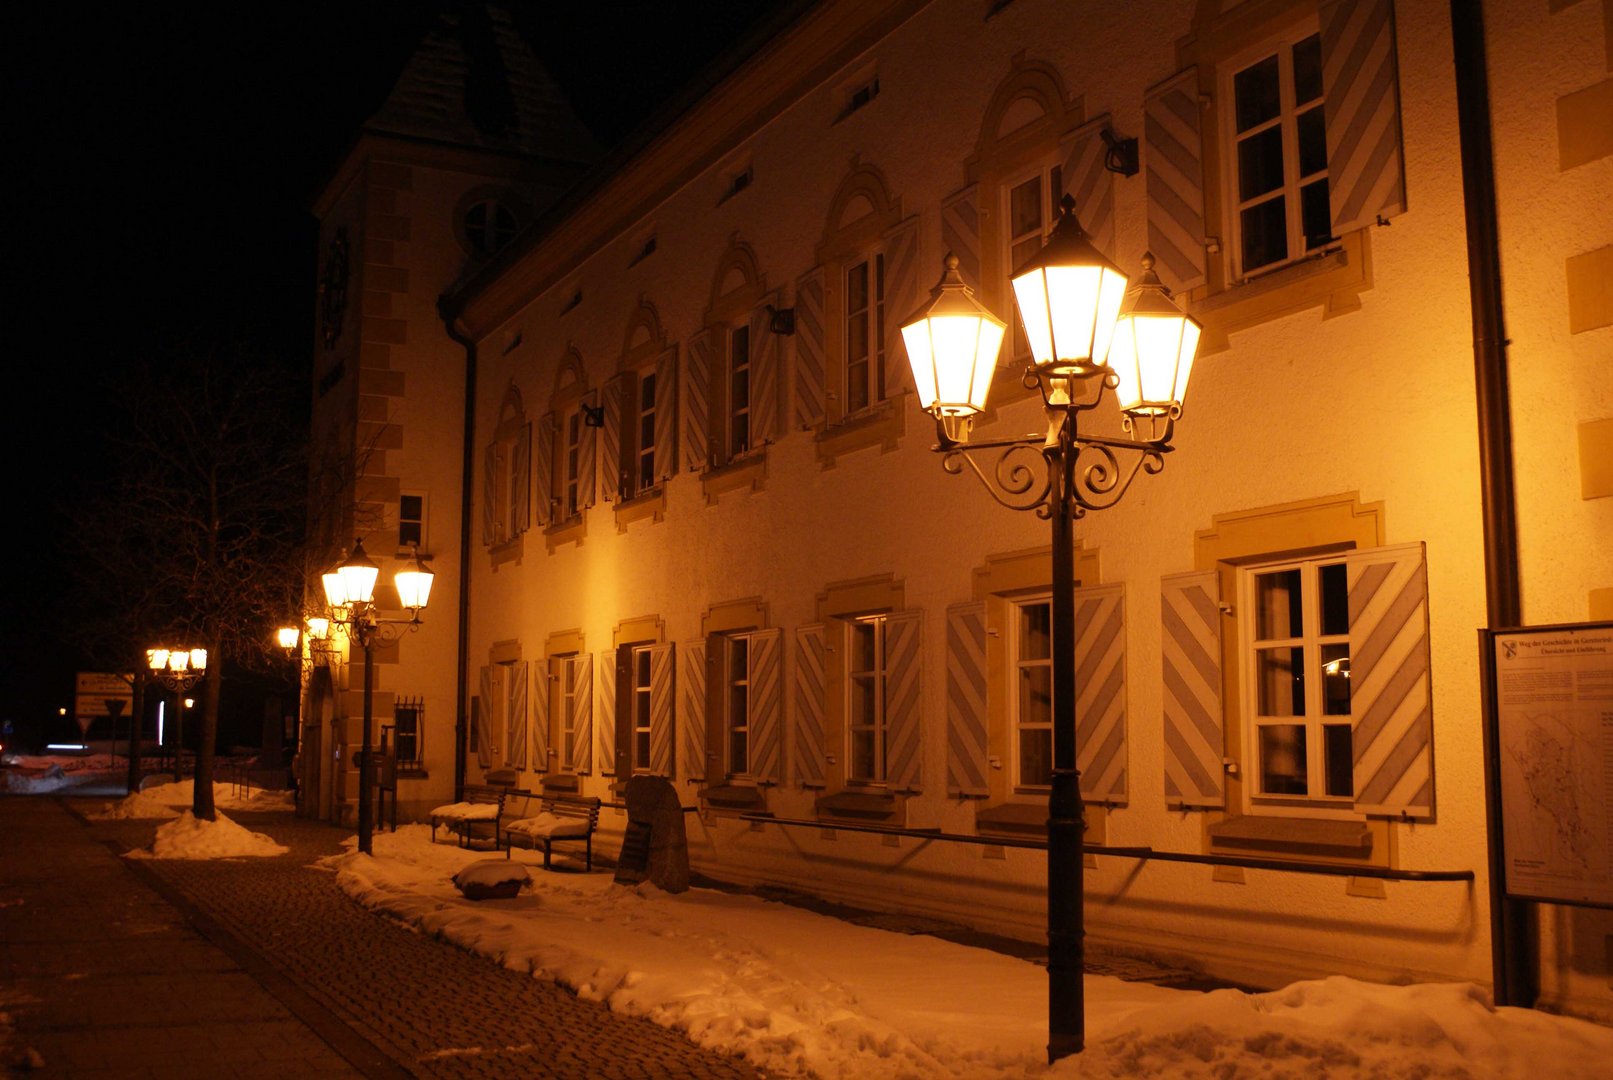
<box><xmin>452</xmin><ymin>860</ymin><xmax>533</xmax><ymax>890</ymax></box>
<box><xmin>326</xmin><ymin>826</ymin><xmax>1613</xmax><ymax>1079</ymax></box>
<box><xmin>125</xmin><ymin>810</ymin><xmax>288</xmax><ymax>860</ymax></box>
<box><xmin>87</xmin><ymin>778</ymin><xmax>294</xmax><ymax>820</ymax></box>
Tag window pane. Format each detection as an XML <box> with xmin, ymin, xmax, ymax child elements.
<box><xmin>1020</xmin><ymin>665</ymin><xmax>1052</xmax><ymax>727</ymax></box>
<box><xmin>1234</xmin><ymin>53</ymin><xmax>1281</xmax><ymax>132</ymax></box>
<box><xmin>637</xmin><ymin>648</ymin><xmax>651</xmax><ymax>684</ymax></box>
<box><xmin>1297</xmin><ymin>105</ymin><xmax>1327</xmax><ymax>177</ymax></box>
<box><xmin>847</xmin><ymin>358</ymin><xmax>869</xmax><ymax>414</ymax></box>
<box><xmin>848</xmin><ymin>261</ymin><xmax>868</xmax><ymax>313</ymax></box>
<box><xmin>730</xmin><ymin>637</ymin><xmax>748</xmax><ymax>679</ymax></box>
<box><xmin>399</xmin><ymin>521</ymin><xmax>422</xmax><ymax>546</ymax></box>
<box><xmin>1020</xmin><ymin>602</ymin><xmax>1051</xmax><ymax>660</ymax></box>
<box><xmin>851</xmin><ymin>729</ymin><xmax>876</xmax><ymax>780</ymax></box>
<box><xmin>851</xmin><ymin>623</ymin><xmax>877</xmax><ymax>670</ymax></box>
<box><xmin>636</xmin><ymin>730</ymin><xmax>651</xmax><ymax>769</ymax></box>
<box><xmin>640</xmin><ymin>413</ymin><xmax>656</xmax><ymax>454</ymax></box>
<box><xmin>1255</xmin><ymin>570</ymin><xmax>1303</xmax><ymax>640</ymax></box>
<box><xmin>1256</xmin><ymin>646</ymin><xmax>1305</xmax><ymax>716</ymax></box>
<box><xmin>1019</xmin><ymin>729</ymin><xmax>1053</xmax><ymax>788</ymax></box>
<box><xmin>1321</xmin><ymin>643</ymin><xmax>1352</xmax><ymax>716</ymax></box>
<box><xmin>1237</xmin><ymin>127</ymin><xmax>1285</xmax><ymax>200</ymax></box>
<box><xmin>1259</xmin><ymin>724</ymin><xmax>1308</xmax><ymax>794</ymax></box>
<box><xmin>1301</xmin><ymin>179</ymin><xmax>1332</xmax><ymax>250</ymax></box>
<box><xmin>1241</xmin><ymin>197</ymin><xmax>1289</xmax><ymax>271</ymax></box>
<box><xmin>1319</xmin><ymin>563</ymin><xmax>1349</xmax><ymax>636</ymax></box>
<box><xmin>1010</xmin><ymin>176</ymin><xmax>1042</xmax><ymax>238</ymax></box>
<box><xmin>729</xmin><ymin>727</ymin><xmax>748</xmax><ymax>775</ymax></box>
<box><xmin>850</xmin><ymin>674</ymin><xmax>877</xmax><ymax>729</ymax></box>
<box><xmin>640</xmin><ymin>372</ymin><xmax>656</xmax><ymax>410</ymax></box>
<box><xmin>1323</xmin><ymin>723</ymin><xmax>1353</xmax><ymax>797</ymax></box>
<box><xmin>1292</xmin><ymin>34</ymin><xmax>1323</xmax><ymax>105</ymax></box>
<box><xmin>400</xmin><ymin>494</ymin><xmax>423</xmax><ymax>519</ymax></box>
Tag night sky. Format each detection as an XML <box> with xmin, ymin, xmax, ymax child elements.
<box><xmin>5</xmin><ymin>2</ymin><xmax>793</xmax><ymax>742</ymax></box>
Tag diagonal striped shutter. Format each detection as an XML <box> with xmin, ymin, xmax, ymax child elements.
<box><xmin>533</xmin><ymin>413</ymin><xmax>555</xmax><ymax>527</ymax></box>
<box><xmin>681</xmin><ymin>641</ymin><xmax>707</xmax><ymax>783</ymax></box>
<box><xmin>572</xmin><ymin>653</ymin><xmax>594</xmax><ymax>776</ymax></box>
<box><xmin>748</xmin><ymin>628</ymin><xmax>783</xmax><ymax>783</ymax></box>
<box><xmin>1346</xmin><ymin>542</ymin><xmax>1432</xmax><ymax>819</ymax></box>
<box><xmin>1321</xmin><ymin>0</ymin><xmax>1407</xmax><ymax>237</ymax></box>
<box><xmin>577</xmin><ymin>391</ymin><xmax>597</xmax><ymax>510</ymax></box>
<box><xmin>648</xmin><ymin>643</ymin><xmax>675</xmax><ymax>777</ymax></box>
<box><xmin>945</xmin><ymin>601</ymin><xmax>989</xmax><ymax>797</ymax></box>
<box><xmin>481</xmin><ymin>444</ymin><xmax>497</xmax><ymax>546</ymax></box>
<box><xmin>1062</xmin><ymin>114</ymin><xmax>1118</xmax><ymax>261</ymax></box>
<box><xmin>750</xmin><ymin>301</ymin><xmax>780</xmax><ymax>446</ymax></box>
<box><xmin>940</xmin><ymin>185</ymin><xmax>981</xmax><ymax>291</ymax></box>
<box><xmin>794</xmin><ymin>268</ymin><xmax>827</xmax><ymax>429</ymax></box>
<box><xmin>1144</xmin><ymin>68</ymin><xmax>1208</xmax><ymax>293</ymax></box>
<box><xmin>601</xmin><ymin>376</ymin><xmax>624</xmax><ymax>504</ymax></box>
<box><xmin>1161</xmin><ymin>571</ymin><xmax>1225</xmax><ymax>808</ymax></box>
<box><xmin>654</xmin><ymin>347</ymin><xmax>678</xmax><ymax>482</ymax></box>
<box><xmin>881</xmin><ymin>216</ymin><xmax>922</xmax><ymax>398</ymax></box>
<box><xmin>530</xmin><ymin>660</ymin><xmax>549</xmax><ymax>773</ymax></box>
<box><xmin>512</xmin><ymin>423</ymin><xmax>531</xmax><ymax>535</ymax></box>
<box><xmin>1074</xmin><ymin>585</ymin><xmax>1126</xmax><ymax>803</ymax></box>
<box><xmin>885</xmin><ymin>609</ymin><xmax>923</xmax><ymax>793</ymax></box>
<box><xmin>793</xmin><ymin>624</ymin><xmax>826</xmax><ymax>787</ymax></box>
<box><xmin>507</xmin><ymin>661</ymin><xmax>528</xmax><ymax>770</ymax></box>
<box><xmin>475</xmin><ymin>666</ymin><xmax>493</xmax><ymax>769</ymax></box>
<box><xmin>685</xmin><ymin>331</ymin><xmax>711</xmax><ymax>472</ymax></box>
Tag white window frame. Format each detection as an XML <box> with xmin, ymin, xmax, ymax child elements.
<box><xmin>1238</xmin><ymin>554</ymin><xmax>1355</xmax><ymax>817</ymax></box>
<box><xmin>558</xmin><ymin>655</ymin><xmax>580</xmax><ymax>771</ymax></box>
<box><xmin>1002</xmin><ymin>162</ymin><xmax>1064</xmax><ymax>361</ymax></box>
<box><xmin>633</xmin><ymin>367</ymin><xmax>658</xmax><ymax>495</ymax></box>
<box><xmin>845</xmin><ymin>614</ymin><xmax>889</xmax><ymax>785</ymax></box>
<box><xmin>722</xmin><ymin>632</ymin><xmax>754</xmax><ymax>777</ymax></box>
<box><xmin>631</xmin><ymin>644</ymin><xmax>654</xmax><ymax>774</ymax></box>
<box><xmin>842</xmin><ymin>253</ymin><xmax>885</xmax><ymax>417</ymax></box>
<box><xmin>1012</xmin><ymin>595</ymin><xmax>1054</xmax><ymax>793</ymax></box>
<box><xmin>1219</xmin><ymin>21</ymin><xmax>1332</xmax><ymax>282</ymax></box>
<box><xmin>727</xmin><ymin>323</ymin><xmax>752</xmax><ymax>458</ymax></box>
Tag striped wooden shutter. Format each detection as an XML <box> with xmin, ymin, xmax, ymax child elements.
<box><xmin>571</xmin><ymin>653</ymin><xmax>593</xmax><ymax>775</ymax></box>
<box><xmin>654</xmin><ymin>347</ymin><xmax>678</xmax><ymax>482</ymax></box>
<box><xmin>749</xmin><ymin>301</ymin><xmax>780</xmax><ymax>446</ymax></box>
<box><xmin>530</xmin><ymin>660</ymin><xmax>550</xmax><ymax>773</ymax></box>
<box><xmin>1074</xmin><ymin>584</ymin><xmax>1126</xmax><ymax>803</ymax></box>
<box><xmin>601</xmin><ymin>376</ymin><xmax>624</xmax><ymax>503</ymax></box>
<box><xmin>1161</xmin><ymin>570</ymin><xmax>1225</xmax><ymax>808</ymax></box>
<box><xmin>1346</xmin><ymin>542</ymin><xmax>1432</xmax><ymax>819</ymax></box>
<box><xmin>885</xmin><ymin>609</ymin><xmax>923</xmax><ymax>793</ymax></box>
<box><xmin>481</xmin><ymin>444</ymin><xmax>497</xmax><ymax>546</ymax></box>
<box><xmin>1144</xmin><ymin>68</ymin><xmax>1208</xmax><ymax>293</ymax></box>
<box><xmin>1320</xmin><ymin>0</ymin><xmax>1407</xmax><ymax>236</ymax></box>
<box><xmin>533</xmin><ymin>413</ymin><xmax>555</xmax><ymax>527</ymax></box>
<box><xmin>474</xmin><ymin>666</ymin><xmax>493</xmax><ymax>768</ymax></box>
<box><xmin>577</xmin><ymin>391</ymin><xmax>597</xmax><ymax>509</ymax></box>
<box><xmin>793</xmin><ymin>624</ymin><xmax>826</xmax><ymax>787</ymax></box>
<box><xmin>748</xmin><ymin>628</ymin><xmax>783</xmax><ymax>783</ymax></box>
<box><xmin>794</xmin><ymin>268</ymin><xmax>827</xmax><ymax>428</ymax></box>
<box><xmin>685</xmin><ymin>331</ymin><xmax>711</xmax><ymax>472</ymax></box>
<box><xmin>648</xmin><ymin>643</ymin><xmax>675</xmax><ymax>777</ymax></box>
<box><xmin>1062</xmin><ymin>114</ymin><xmax>1118</xmax><ymax>261</ymax></box>
<box><xmin>945</xmin><ymin>601</ymin><xmax>989</xmax><ymax>797</ymax></box>
<box><xmin>512</xmin><ymin>423</ymin><xmax>531</xmax><ymax>535</ymax></box>
<box><xmin>507</xmin><ymin>661</ymin><xmax>528</xmax><ymax>769</ymax></box>
<box><xmin>940</xmin><ymin>185</ymin><xmax>981</xmax><ymax>291</ymax></box>
<box><xmin>881</xmin><ymin>216</ymin><xmax>922</xmax><ymax>398</ymax></box>
<box><xmin>680</xmin><ymin>640</ymin><xmax>708</xmax><ymax>783</ymax></box>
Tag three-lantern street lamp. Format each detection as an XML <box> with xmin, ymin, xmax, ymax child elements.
<box><xmin>900</xmin><ymin>195</ymin><xmax>1200</xmax><ymax>1063</ymax></box>
<box><xmin>145</xmin><ymin>646</ymin><xmax>209</xmax><ymax>783</ymax></box>
<box><xmin>317</xmin><ymin>540</ymin><xmax>434</xmax><ymax>855</ymax></box>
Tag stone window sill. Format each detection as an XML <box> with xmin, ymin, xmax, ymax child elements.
<box><xmin>814</xmin><ymin>788</ymin><xmax>903</xmax><ymax>825</ymax></box>
<box><xmin>699</xmin><ymin>782</ymin><xmax>768</xmax><ymax>815</ymax></box>
<box><xmin>544</xmin><ymin>514</ymin><xmax>586</xmax><ymax>552</ymax></box>
<box><xmin>814</xmin><ymin>397</ymin><xmax>906</xmax><ymax>467</ymax></box>
<box><xmin>1194</xmin><ymin>231</ymin><xmax>1371</xmax><ymax>353</ymax></box>
<box><xmin>1206</xmin><ymin>813</ymin><xmax>1377</xmax><ymax>864</ymax></box>
<box><xmin>975</xmin><ymin>800</ymin><xmax>1107</xmax><ymax>844</ymax></box>
<box><xmin>613</xmin><ymin>486</ymin><xmax>666</xmax><ymax>531</ymax></box>
<box><xmin>700</xmin><ymin>452</ymin><xmax>767</xmax><ymax>503</ymax></box>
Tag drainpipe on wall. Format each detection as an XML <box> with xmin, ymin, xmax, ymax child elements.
<box><xmin>438</xmin><ymin>296</ymin><xmax>477</xmax><ymax>804</ymax></box>
<box><xmin>1450</xmin><ymin>0</ymin><xmax>1535</xmax><ymax>1008</ymax></box>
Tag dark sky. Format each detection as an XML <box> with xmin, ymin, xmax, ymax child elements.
<box><xmin>4</xmin><ymin>1</ymin><xmax>794</xmax><ymax>739</ymax></box>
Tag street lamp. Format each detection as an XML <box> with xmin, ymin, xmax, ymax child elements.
<box><xmin>321</xmin><ymin>539</ymin><xmax>433</xmax><ymax>854</ymax></box>
<box><xmin>146</xmin><ymin>645</ymin><xmax>209</xmax><ymax>783</ymax></box>
<box><xmin>901</xmin><ymin>194</ymin><xmax>1200</xmax><ymax>1063</ymax></box>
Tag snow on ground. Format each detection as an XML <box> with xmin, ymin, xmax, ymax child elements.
<box><xmin>85</xmin><ymin>777</ymin><xmax>294</xmax><ymax>819</ymax></box>
<box><xmin>326</xmin><ymin>825</ymin><xmax>1613</xmax><ymax>1079</ymax></box>
<box><xmin>124</xmin><ymin>809</ymin><xmax>288</xmax><ymax>859</ymax></box>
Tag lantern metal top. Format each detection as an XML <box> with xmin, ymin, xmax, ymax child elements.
<box><xmin>1008</xmin><ymin>194</ymin><xmax>1125</xmax><ymax>284</ymax></box>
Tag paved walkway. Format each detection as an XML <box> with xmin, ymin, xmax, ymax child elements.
<box><xmin>2</xmin><ymin>796</ymin><xmax>757</xmax><ymax>1079</ymax></box>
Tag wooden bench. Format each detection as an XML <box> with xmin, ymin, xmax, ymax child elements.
<box><xmin>503</xmin><ymin>794</ymin><xmax>601</xmax><ymax>871</ymax></box>
<box><xmin>428</xmin><ymin>784</ymin><xmax>507</xmax><ymax>849</ymax></box>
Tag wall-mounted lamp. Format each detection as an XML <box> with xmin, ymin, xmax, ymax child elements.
<box><xmin>1101</xmin><ymin>126</ymin><xmax>1139</xmax><ymax>177</ymax></box>
<box><xmin>767</xmin><ymin>303</ymin><xmax>796</xmax><ymax>336</ymax></box>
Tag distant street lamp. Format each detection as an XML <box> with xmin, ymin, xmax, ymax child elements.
<box><xmin>901</xmin><ymin>196</ymin><xmax>1200</xmax><ymax>1064</ymax></box>
<box><xmin>321</xmin><ymin>540</ymin><xmax>433</xmax><ymax>854</ymax></box>
<box><xmin>146</xmin><ymin>646</ymin><xmax>209</xmax><ymax>783</ymax></box>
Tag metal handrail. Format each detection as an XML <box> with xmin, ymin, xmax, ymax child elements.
<box><xmin>737</xmin><ymin>813</ymin><xmax>1474</xmax><ymax>883</ymax></box>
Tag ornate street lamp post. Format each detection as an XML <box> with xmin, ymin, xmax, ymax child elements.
<box><xmin>145</xmin><ymin>646</ymin><xmax>209</xmax><ymax>783</ymax></box>
<box><xmin>321</xmin><ymin>540</ymin><xmax>433</xmax><ymax>854</ymax></box>
<box><xmin>901</xmin><ymin>196</ymin><xmax>1200</xmax><ymax>1063</ymax></box>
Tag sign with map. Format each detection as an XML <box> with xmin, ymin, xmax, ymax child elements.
<box><xmin>1492</xmin><ymin>623</ymin><xmax>1613</xmax><ymax>908</ymax></box>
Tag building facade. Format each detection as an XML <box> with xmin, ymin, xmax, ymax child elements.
<box><xmin>313</xmin><ymin>0</ymin><xmax>1613</xmax><ymax>1021</ymax></box>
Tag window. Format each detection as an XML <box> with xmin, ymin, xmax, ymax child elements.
<box><xmin>724</xmin><ymin>634</ymin><xmax>752</xmax><ymax>776</ymax></box>
<box><xmin>836</xmin><ymin>74</ymin><xmax>880</xmax><ymax>122</ymax></box>
<box><xmin>563</xmin><ymin>409</ymin><xmax>584</xmax><ymax>519</ymax></box>
<box><xmin>635</xmin><ymin>370</ymin><xmax>658</xmax><ymax>493</ymax></box>
<box><xmin>1005</xmin><ymin>165</ymin><xmax>1062</xmax><ymax>359</ymax></box>
<box><xmin>481</xmin><ymin>388</ymin><xmax>530</xmax><ymax>551</ymax></box>
<box><xmin>1241</xmin><ymin>556</ymin><xmax>1353</xmax><ymax>805</ymax></box>
<box><xmin>1227</xmin><ymin>31</ymin><xmax>1331</xmax><ymax>277</ymax></box>
<box><xmin>558</xmin><ymin>655</ymin><xmax>581</xmax><ymax>771</ymax></box>
<box><xmin>846</xmin><ymin>616</ymin><xmax>889</xmax><ymax>784</ymax></box>
<box><xmin>632</xmin><ymin>645</ymin><xmax>654</xmax><ymax>774</ymax></box>
<box><xmin>728</xmin><ymin>323</ymin><xmax>751</xmax><ymax>457</ymax></box>
<box><xmin>464</xmin><ymin>198</ymin><xmax>518</xmax><ymax>257</ymax></box>
<box><xmin>843</xmin><ymin>255</ymin><xmax>885</xmax><ymax>416</ymax></box>
<box><xmin>498</xmin><ymin>659</ymin><xmax>524</xmax><ymax>768</ymax></box>
<box><xmin>398</xmin><ymin>494</ymin><xmax>425</xmax><ymax>549</ymax></box>
<box><xmin>392</xmin><ymin>697</ymin><xmax>422</xmax><ymax>768</ymax></box>
<box><xmin>1013</xmin><ymin>597</ymin><xmax>1054</xmax><ymax>791</ymax></box>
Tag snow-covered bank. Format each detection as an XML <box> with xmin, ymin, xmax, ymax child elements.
<box><xmin>327</xmin><ymin>826</ymin><xmax>1613</xmax><ymax>1079</ymax></box>
<box><xmin>124</xmin><ymin>809</ymin><xmax>289</xmax><ymax>859</ymax></box>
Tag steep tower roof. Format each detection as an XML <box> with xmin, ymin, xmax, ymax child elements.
<box><xmin>364</xmin><ymin>4</ymin><xmax>598</xmax><ymax>164</ymax></box>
